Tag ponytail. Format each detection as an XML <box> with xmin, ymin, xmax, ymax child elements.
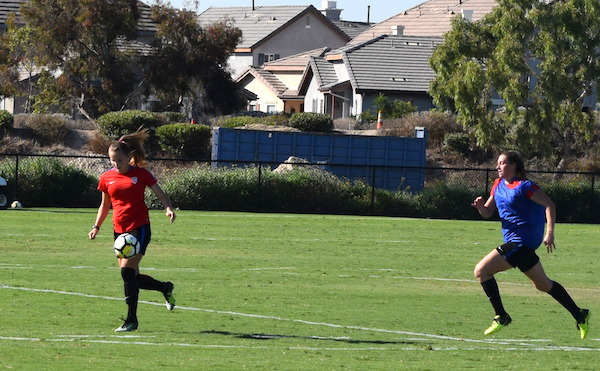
<box><xmin>109</xmin><ymin>128</ymin><xmax>149</xmax><ymax>168</ymax></box>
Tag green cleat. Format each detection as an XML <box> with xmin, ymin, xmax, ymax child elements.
<box><xmin>484</xmin><ymin>314</ymin><xmax>512</xmax><ymax>335</ymax></box>
<box><xmin>577</xmin><ymin>309</ymin><xmax>590</xmax><ymax>340</ymax></box>
<box><xmin>163</xmin><ymin>281</ymin><xmax>176</xmax><ymax>311</ymax></box>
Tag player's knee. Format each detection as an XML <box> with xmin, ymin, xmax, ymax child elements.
<box><xmin>533</xmin><ymin>279</ymin><xmax>552</xmax><ymax>293</ymax></box>
<box><xmin>121</xmin><ymin>267</ymin><xmax>137</xmax><ymax>282</ymax></box>
<box><xmin>474</xmin><ymin>264</ymin><xmax>486</xmax><ymax>281</ymax></box>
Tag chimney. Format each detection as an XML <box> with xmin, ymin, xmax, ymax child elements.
<box><xmin>319</xmin><ymin>1</ymin><xmax>342</xmax><ymax>21</ymax></box>
<box><xmin>391</xmin><ymin>25</ymin><xmax>405</xmax><ymax>36</ymax></box>
<box><xmin>461</xmin><ymin>9</ymin><xmax>473</xmax><ymax>21</ymax></box>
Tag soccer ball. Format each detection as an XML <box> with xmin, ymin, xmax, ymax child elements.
<box><xmin>114</xmin><ymin>233</ymin><xmax>140</xmax><ymax>259</ymax></box>
<box><xmin>11</xmin><ymin>201</ymin><xmax>22</xmax><ymax>209</ymax></box>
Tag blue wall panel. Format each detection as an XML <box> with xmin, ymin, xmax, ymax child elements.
<box><xmin>211</xmin><ymin>128</ymin><xmax>427</xmax><ymax>191</ymax></box>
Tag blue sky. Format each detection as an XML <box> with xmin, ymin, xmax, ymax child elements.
<box><xmin>165</xmin><ymin>0</ymin><xmax>423</xmax><ymax>23</ymax></box>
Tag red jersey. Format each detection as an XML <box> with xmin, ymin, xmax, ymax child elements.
<box><xmin>98</xmin><ymin>166</ymin><xmax>157</xmax><ymax>233</ymax></box>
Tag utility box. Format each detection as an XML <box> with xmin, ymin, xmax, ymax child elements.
<box><xmin>0</xmin><ymin>177</ymin><xmax>8</xmax><ymax>210</ymax></box>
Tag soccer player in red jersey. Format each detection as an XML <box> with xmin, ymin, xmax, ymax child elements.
<box><xmin>472</xmin><ymin>151</ymin><xmax>589</xmax><ymax>338</ymax></box>
<box><xmin>89</xmin><ymin>129</ymin><xmax>176</xmax><ymax>332</ymax></box>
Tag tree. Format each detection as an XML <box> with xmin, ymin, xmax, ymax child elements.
<box><xmin>372</xmin><ymin>93</ymin><xmax>416</xmax><ymax>119</ymax></box>
<box><xmin>20</xmin><ymin>0</ymin><xmax>142</xmax><ymax>118</ymax></box>
<box><xmin>430</xmin><ymin>0</ymin><xmax>600</xmax><ymax>169</ymax></box>
<box><xmin>147</xmin><ymin>1</ymin><xmax>244</xmax><ymax>120</ymax></box>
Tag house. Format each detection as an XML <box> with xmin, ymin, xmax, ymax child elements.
<box><xmin>233</xmin><ymin>0</ymin><xmax>497</xmax><ymax>117</ymax></box>
<box><xmin>298</xmin><ymin>32</ymin><xmax>444</xmax><ymax>119</ymax></box>
<box><xmin>235</xmin><ymin>47</ymin><xmax>330</xmax><ymax>114</ymax></box>
<box><xmin>350</xmin><ymin>0</ymin><xmax>497</xmax><ymax>44</ymax></box>
<box><xmin>235</xmin><ymin>31</ymin><xmax>444</xmax><ymax>119</ymax></box>
<box><xmin>0</xmin><ymin>0</ymin><xmax>158</xmax><ymax>114</ymax></box>
<box><xmin>197</xmin><ymin>4</ymin><xmax>351</xmax><ymax>79</ymax></box>
<box><xmin>0</xmin><ymin>0</ymin><xmax>25</xmax><ymax>33</ymax></box>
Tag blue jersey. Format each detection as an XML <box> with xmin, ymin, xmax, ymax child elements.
<box><xmin>491</xmin><ymin>178</ymin><xmax>546</xmax><ymax>249</ymax></box>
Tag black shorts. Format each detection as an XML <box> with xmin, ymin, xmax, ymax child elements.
<box><xmin>114</xmin><ymin>224</ymin><xmax>151</xmax><ymax>256</ymax></box>
<box><xmin>496</xmin><ymin>242</ymin><xmax>540</xmax><ymax>272</ymax></box>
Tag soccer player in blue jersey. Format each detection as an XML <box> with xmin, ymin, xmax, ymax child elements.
<box><xmin>472</xmin><ymin>151</ymin><xmax>590</xmax><ymax>339</ymax></box>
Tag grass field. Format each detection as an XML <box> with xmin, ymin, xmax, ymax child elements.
<box><xmin>0</xmin><ymin>208</ymin><xmax>599</xmax><ymax>370</ymax></box>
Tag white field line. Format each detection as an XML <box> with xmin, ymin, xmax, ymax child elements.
<box><xmin>2</xmin><ymin>261</ymin><xmax>598</xmax><ymax>292</ymax></box>
<box><xmin>2</xmin><ymin>284</ymin><xmax>599</xmax><ymax>352</ymax></box>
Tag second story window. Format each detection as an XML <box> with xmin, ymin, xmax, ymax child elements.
<box><xmin>258</xmin><ymin>53</ymin><xmax>280</xmax><ymax>65</ymax></box>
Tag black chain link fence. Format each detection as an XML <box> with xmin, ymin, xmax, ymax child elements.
<box><xmin>1</xmin><ymin>153</ymin><xmax>599</xmax><ymax>223</ymax></box>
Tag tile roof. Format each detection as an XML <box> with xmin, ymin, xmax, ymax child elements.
<box><xmin>197</xmin><ymin>5</ymin><xmax>348</xmax><ymax>49</ymax></box>
<box><xmin>0</xmin><ymin>0</ymin><xmax>24</xmax><ymax>28</ymax></box>
<box><xmin>236</xmin><ymin>66</ymin><xmax>288</xmax><ymax>95</ymax></box>
<box><xmin>0</xmin><ymin>0</ymin><xmax>156</xmax><ymax>34</ymax></box>
<box><xmin>263</xmin><ymin>47</ymin><xmax>330</xmax><ymax>72</ymax></box>
<box><xmin>351</xmin><ymin>0</ymin><xmax>497</xmax><ymax>43</ymax></box>
<box><xmin>309</xmin><ymin>56</ymin><xmax>338</xmax><ymax>88</ymax></box>
<box><xmin>323</xmin><ymin>34</ymin><xmax>444</xmax><ymax>92</ymax></box>
<box><xmin>332</xmin><ymin>20</ymin><xmax>372</xmax><ymax>39</ymax></box>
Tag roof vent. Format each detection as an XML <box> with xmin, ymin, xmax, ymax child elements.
<box><xmin>391</xmin><ymin>25</ymin><xmax>405</xmax><ymax>36</ymax></box>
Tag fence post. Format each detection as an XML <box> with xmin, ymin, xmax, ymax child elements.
<box><xmin>257</xmin><ymin>162</ymin><xmax>262</xmax><ymax>212</ymax></box>
<box><xmin>485</xmin><ymin>169</ymin><xmax>490</xmax><ymax>196</ymax></box>
<box><xmin>14</xmin><ymin>154</ymin><xmax>19</xmax><ymax>202</ymax></box>
<box><xmin>370</xmin><ymin>166</ymin><xmax>376</xmax><ymax>215</ymax></box>
<box><xmin>591</xmin><ymin>173</ymin><xmax>595</xmax><ymax>223</ymax></box>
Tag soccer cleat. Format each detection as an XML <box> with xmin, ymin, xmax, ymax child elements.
<box><xmin>484</xmin><ymin>314</ymin><xmax>512</xmax><ymax>335</ymax></box>
<box><xmin>577</xmin><ymin>309</ymin><xmax>590</xmax><ymax>340</ymax></box>
<box><xmin>163</xmin><ymin>281</ymin><xmax>176</xmax><ymax>311</ymax></box>
<box><xmin>115</xmin><ymin>321</ymin><xmax>138</xmax><ymax>332</ymax></box>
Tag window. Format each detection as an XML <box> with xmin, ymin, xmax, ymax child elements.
<box><xmin>266</xmin><ymin>104</ymin><xmax>276</xmax><ymax>113</ymax></box>
<box><xmin>258</xmin><ymin>53</ymin><xmax>280</xmax><ymax>65</ymax></box>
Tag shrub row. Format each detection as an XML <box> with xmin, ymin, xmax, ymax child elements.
<box><xmin>96</xmin><ymin>110</ymin><xmax>210</xmax><ymax>158</ymax></box>
<box><xmin>1</xmin><ymin>157</ymin><xmax>599</xmax><ymax>223</ymax></box>
<box><xmin>215</xmin><ymin>112</ymin><xmax>333</xmax><ymax>132</ymax></box>
<box><xmin>0</xmin><ymin>110</ymin><xmax>14</xmax><ymax>136</ymax></box>
<box><xmin>0</xmin><ymin>157</ymin><xmax>99</xmax><ymax>207</ymax></box>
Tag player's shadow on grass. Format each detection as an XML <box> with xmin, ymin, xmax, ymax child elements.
<box><xmin>200</xmin><ymin>330</ymin><xmax>420</xmax><ymax>346</ymax></box>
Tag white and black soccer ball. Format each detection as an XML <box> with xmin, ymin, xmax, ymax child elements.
<box><xmin>113</xmin><ymin>233</ymin><xmax>140</xmax><ymax>259</ymax></box>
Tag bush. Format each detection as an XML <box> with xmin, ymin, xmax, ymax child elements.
<box><xmin>543</xmin><ymin>179</ymin><xmax>598</xmax><ymax>223</ymax></box>
<box><xmin>23</xmin><ymin>114</ymin><xmax>70</xmax><ymax>145</ymax></box>
<box><xmin>0</xmin><ymin>110</ymin><xmax>14</xmax><ymax>136</ymax></box>
<box><xmin>415</xmin><ymin>180</ymin><xmax>483</xmax><ymax>219</ymax></box>
<box><xmin>146</xmin><ymin>165</ymin><xmax>370</xmax><ymax>214</ymax></box>
<box><xmin>288</xmin><ymin>113</ymin><xmax>333</xmax><ymax>132</ymax></box>
<box><xmin>146</xmin><ymin>166</ymin><xmax>261</xmax><ymax>211</ymax></box>
<box><xmin>0</xmin><ymin>157</ymin><xmax>99</xmax><ymax>207</ymax></box>
<box><xmin>97</xmin><ymin>110</ymin><xmax>162</xmax><ymax>140</ymax></box>
<box><xmin>156</xmin><ymin>123</ymin><xmax>212</xmax><ymax>159</ymax></box>
<box><xmin>444</xmin><ymin>133</ymin><xmax>470</xmax><ymax>156</ymax></box>
<box><xmin>217</xmin><ymin>116</ymin><xmax>263</xmax><ymax>128</ymax></box>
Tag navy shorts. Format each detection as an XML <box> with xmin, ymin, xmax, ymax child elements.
<box><xmin>114</xmin><ymin>224</ymin><xmax>151</xmax><ymax>256</ymax></box>
<box><xmin>496</xmin><ymin>242</ymin><xmax>540</xmax><ymax>272</ymax></box>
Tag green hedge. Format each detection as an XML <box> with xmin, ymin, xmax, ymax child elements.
<box><xmin>0</xmin><ymin>157</ymin><xmax>99</xmax><ymax>208</ymax></box>
<box><xmin>217</xmin><ymin>113</ymin><xmax>290</xmax><ymax>128</ymax></box>
<box><xmin>0</xmin><ymin>110</ymin><xmax>14</xmax><ymax>136</ymax></box>
<box><xmin>2</xmin><ymin>156</ymin><xmax>600</xmax><ymax>224</ymax></box>
<box><xmin>156</xmin><ymin>123</ymin><xmax>212</xmax><ymax>159</ymax></box>
<box><xmin>288</xmin><ymin>113</ymin><xmax>333</xmax><ymax>132</ymax></box>
<box><xmin>146</xmin><ymin>166</ymin><xmax>371</xmax><ymax>214</ymax></box>
<box><xmin>97</xmin><ymin>110</ymin><xmax>163</xmax><ymax>139</ymax></box>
